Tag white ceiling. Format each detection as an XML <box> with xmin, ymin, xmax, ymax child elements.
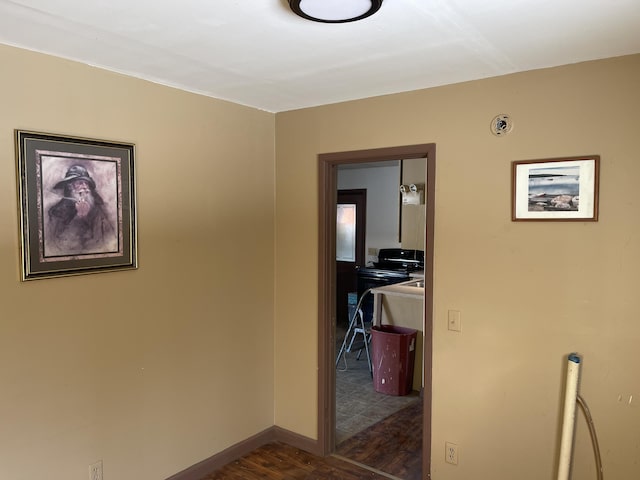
<box><xmin>1</xmin><ymin>0</ymin><xmax>639</xmax><ymax>113</ymax></box>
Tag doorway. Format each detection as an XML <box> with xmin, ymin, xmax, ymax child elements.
<box><xmin>317</xmin><ymin>144</ymin><xmax>436</xmax><ymax>479</ymax></box>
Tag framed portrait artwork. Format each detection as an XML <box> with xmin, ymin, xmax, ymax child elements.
<box><xmin>512</xmin><ymin>156</ymin><xmax>600</xmax><ymax>222</ymax></box>
<box><xmin>15</xmin><ymin>130</ymin><xmax>138</xmax><ymax>280</ymax></box>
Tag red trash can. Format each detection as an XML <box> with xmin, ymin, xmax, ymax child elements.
<box><xmin>371</xmin><ymin>325</ymin><xmax>417</xmax><ymax>396</ymax></box>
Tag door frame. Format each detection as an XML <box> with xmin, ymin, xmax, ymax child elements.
<box><xmin>317</xmin><ymin>143</ymin><xmax>436</xmax><ymax>478</ymax></box>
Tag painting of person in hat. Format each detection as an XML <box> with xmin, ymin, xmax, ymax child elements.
<box><xmin>47</xmin><ymin>163</ymin><xmax>117</xmax><ymax>256</ymax></box>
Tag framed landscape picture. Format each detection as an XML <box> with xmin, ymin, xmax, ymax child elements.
<box><xmin>512</xmin><ymin>156</ymin><xmax>600</xmax><ymax>222</ymax></box>
<box><xmin>15</xmin><ymin>130</ymin><xmax>138</xmax><ymax>280</ymax></box>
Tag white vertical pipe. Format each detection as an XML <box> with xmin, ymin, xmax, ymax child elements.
<box><xmin>557</xmin><ymin>353</ymin><xmax>582</xmax><ymax>480</ymax></box>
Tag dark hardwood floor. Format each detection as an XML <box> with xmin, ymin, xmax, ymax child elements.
<box><xmin>201</xmin><ymin>400</ymin><xmax>422</xmax><ymax>480</ymax></box>
<box><xmin>336</xmin><ymin>400</ymin><xmax>422</xmax><ymax>480</ymax></box>
<box><xmin>200</xmin><ymin>442</ymin><xmax>385</xmax><ymax>479</ymax></box>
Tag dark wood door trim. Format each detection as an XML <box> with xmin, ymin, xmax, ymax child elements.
<box><xmin>318</xmin><ymin>144</ymin><xmax>436</xmax><ymax>479</ymax></box>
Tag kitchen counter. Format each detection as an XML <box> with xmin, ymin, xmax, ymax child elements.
<box><xmin>371</xmin><ymin>278</ymin><xmax>425</xmax><ymax>300</ymax></box>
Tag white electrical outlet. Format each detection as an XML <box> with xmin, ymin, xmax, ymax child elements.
<box><xmin>90</xmin><ymin>460</ymin><xmax>103</xmax><ymax>480</ymax></box>
<box><xmin>445</xmin><ymin>442</ymin><xmax>459</xmax><ymax>465</ymax></box>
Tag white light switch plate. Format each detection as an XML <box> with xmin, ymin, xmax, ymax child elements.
<box><xmin>448</xmin><ymin>310</ymin><xmax>461</xmax><ymax>332</ymax></box>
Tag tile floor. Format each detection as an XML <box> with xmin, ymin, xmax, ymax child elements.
<box><xmin>335</xmin><ymin>326</ymin><xmax>420</xmax><ymax>444</ymax></box>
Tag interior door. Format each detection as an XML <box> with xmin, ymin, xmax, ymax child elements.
<box><xmin>336</xmin><ymin>189</ymin><xmax>366</xmax><ymax>328</ymax></box>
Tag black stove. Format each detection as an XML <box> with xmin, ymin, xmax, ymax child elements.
<box><xmin>359</xmin><ymin>248</ymin><xmax>424</xmax><ymax>277</ymax></box>
<box><xmin>356</xmin><ymin>248</ymin><xmax>424</xmax><ymax>323</ymax></box>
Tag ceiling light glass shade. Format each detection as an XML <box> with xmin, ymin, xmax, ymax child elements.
<box><xmin>289</xmin><ymin>0</ymin><xmax>383</xmax><ymax>23</ymax></box>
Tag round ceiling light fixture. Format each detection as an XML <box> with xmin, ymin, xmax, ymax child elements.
<box><xmin>289</xmin><ymin>0</ymin><xmax>383</xmax><ymax>23</ymax></box>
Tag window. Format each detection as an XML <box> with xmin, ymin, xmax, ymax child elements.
<box><xmin>336</xmin><ymin>204</ymin><xmax>356</xmax><ymax>261</ymax></box>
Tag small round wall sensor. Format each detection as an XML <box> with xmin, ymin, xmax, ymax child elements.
<box><xmin>491</xmin><ymin>114</ymin><xmax>513</xmax><ymax>136</ymax></box>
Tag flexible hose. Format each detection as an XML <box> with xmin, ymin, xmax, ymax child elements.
<box><xmin>577</xmin><ymin>394</ymin><xmax>604</xmax><ymax>480</ymax></box>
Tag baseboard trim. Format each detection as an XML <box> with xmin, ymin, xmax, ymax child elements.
<box><xmin>272</xmin><ymin>425</ymin><xmax>322</xmax><ymax>456</ymax></box>
<box><xmin>166</xmin><ymin>426</ymin><xmax>319</xmax><ymax>480</ymax></box>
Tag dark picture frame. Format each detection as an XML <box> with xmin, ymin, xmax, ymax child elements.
<box><xmin>512</xmin><ymin>155</ymin><xmax>600</xmax><ymax>222</ymax></box>
<box><xmin>15</xmin><ymin>130</ymin><xmax>137</xmax><ymax>280</ymax></box>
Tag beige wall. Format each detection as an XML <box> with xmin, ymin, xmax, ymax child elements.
<box><xmin>2</xmin><ymin>41</ymin><xmax>639</xmax><ymax>480</ymax></box>
<box><xmin>0</xmin><ymin>45</ymin><xmax>275</xmax><ymax>480</ymax></box>
<box><xmin>275</xmin><ymin>54</ymin><xmax>640</xmax><ymax>479</ymax></box>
